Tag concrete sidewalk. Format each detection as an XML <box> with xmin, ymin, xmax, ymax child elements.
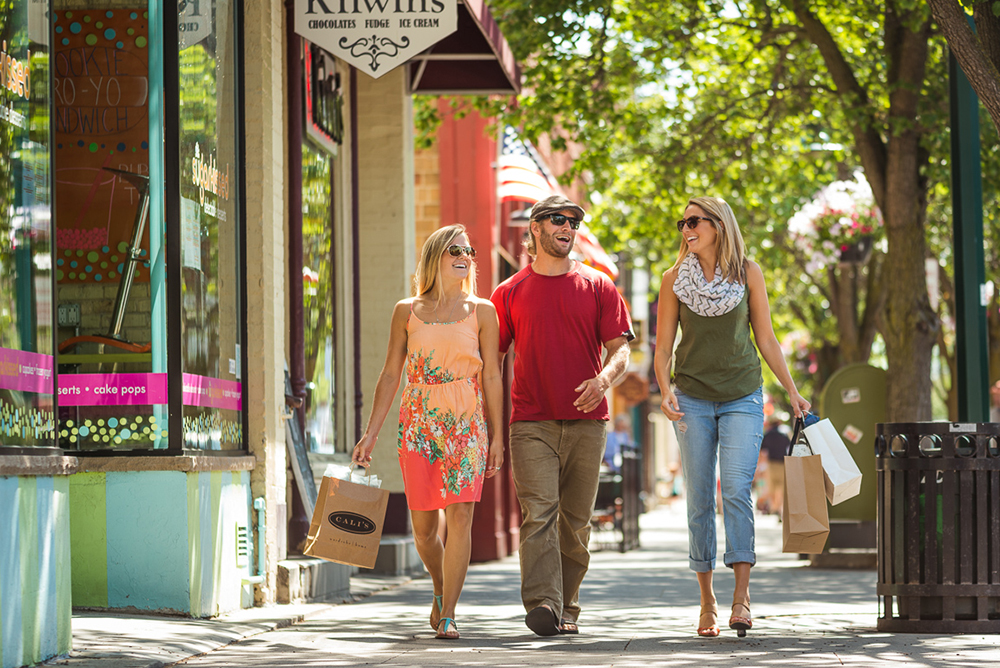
<box><xmin>50</xmin><ymin>503</ymin><xmax>1000</xmax><ymax>668</ymax></box>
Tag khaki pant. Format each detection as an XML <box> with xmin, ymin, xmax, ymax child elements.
<box><xmin>509</xmin><ymin>419</ymin><xmax>607</xmax><ymax>622</ymax></box>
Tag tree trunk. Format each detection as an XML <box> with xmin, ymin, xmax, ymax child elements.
<box><xmin>881</xmin><ymin>144</ymin><xmax>937</xmax><ymax>421</ymax></box>
<box><xmin>832</xmin><ymin>264</ymin><xmax>861</xmax><ymax>363</ymax></box>
<box><xmin>879</xmin><ymin>18</ymin><xmax>938</xmax><ymax>422</ymax></box>
<box><xmin>928</xmin><ymin>0</ymin><xmax>1000</xmax><ymax>135</ymax></box>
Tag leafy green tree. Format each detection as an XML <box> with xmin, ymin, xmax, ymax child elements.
<box><xmin>485</xmin><ymin>0</ymin><xmax>1000</xmax><ymax>421</ymax></box>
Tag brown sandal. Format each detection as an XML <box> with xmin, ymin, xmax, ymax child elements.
<box><xmin>697</xmin><ymin>604</ymin><xmax>719</xmax><ymax>637</ymax></box>
<box><xmin>559</xmin><ymin>618</ymin><xmax>579</xmax><ymax>634</ymax></box>
<box><xmin>729</xmin><ymin>597</ymin><xmax>752</xmax><ymax>637</ymax></box>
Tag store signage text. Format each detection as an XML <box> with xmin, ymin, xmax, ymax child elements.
<box><xmin>192</xmin><ymin>143</ymin><xmax>230</xmax><ymax>219</ymax></box>
<box><xmin>2</xmin><ymin>41</ymin><xmax>31</xmax><ymax>100</ymax></box>
<box><xmin>57</xmin><ymin>372</ymin><xmax>242</xmax><ymax>411</ymax></box>
<box><xmin>58</xmin><ymin>373</ymin><xmax>165</xmax><ymax>406</ymax></box>
<box><xmin>0</xmin><ymin>348</ymin><xmax>53</xmax><ymax>394</ymax></box>
<box><xmin>294</xmin><ymin>0</ymin><xmax>456</xmax><ymax>79</ymax></box>
<box><xmin>52</xmin><ymin>46</ymin><xmax>149</xmax><ymax>136</ymax></box>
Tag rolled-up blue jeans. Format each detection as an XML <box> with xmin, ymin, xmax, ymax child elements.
<box><xmin>673</xmin><ymin>386</ymin><xmax>764</xmax><ymax>572</ymax></box>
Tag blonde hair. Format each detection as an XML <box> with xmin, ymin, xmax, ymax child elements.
<box><xmin>671</xmin><ymin>196</ymin><xmax>748</xmax><ymax>284</ymax></box>
<box><xmin>414</xmin><ymin>224</ymin><xmax>477</xmax><ymax>300</ymax></box>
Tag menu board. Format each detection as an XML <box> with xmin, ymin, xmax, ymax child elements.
<box><xmin>53</xmin><ymin>8</ymin><xmax>149</xmax><ymax>284</ymax></box>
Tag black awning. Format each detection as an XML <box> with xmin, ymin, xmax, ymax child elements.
<box><xmin>408</xmin><ymin>0</ymin><xmax>520</xmax><ymax>95</ymax></box>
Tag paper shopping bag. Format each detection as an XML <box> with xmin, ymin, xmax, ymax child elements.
<box><xmin>303</xmin><ymin>475</ymin><xmax>389</xmax><ymax>569</ymax></box>
<box><xmin>782</xmin><ymin>453</ymin><xmax>830</xmax><ymax>553</ymax></box>
<box><xmin>803</xmin><ymin>418</ymin><xmax>863</xmax><ymax>505</ymax></box>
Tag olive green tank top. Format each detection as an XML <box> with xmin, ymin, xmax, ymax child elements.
<box><xmin>674</xmin><ymin>291</ymin><xmax>762</xmax><ymax>402</ymax></box>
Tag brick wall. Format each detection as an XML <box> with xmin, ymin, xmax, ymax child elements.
<box><xmin>414</xmin><ymin>144</ymin><xmax>441</xmax><ymax>267</ymax></box>
<box><xmin>56</xmin><ymin>281</ymin><xmax>151</xmax><ymax>371</ymax></box>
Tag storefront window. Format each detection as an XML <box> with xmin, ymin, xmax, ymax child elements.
<box><xmin>178</xmin><ymin>0</ymin><xmax>242</xmax><ymax>450</ymax></box>
<box><xmin>52</xmin><ymin>5</ymin><xmax>166</xmax><ymax>450</ymax></box>
<box><xmin>0</xmin><ymin>0</ymin><xmax>56</xmax><ymax>450</ymax></box>
<box><xmin>52</xmin><ymin>2</ymin><xmax>244</xmax><ymax>452</ymax></box>
<box><xmin>302</xmin><ymin>142</ymin><xmax>334</xmax><ymax>453</ymax></box>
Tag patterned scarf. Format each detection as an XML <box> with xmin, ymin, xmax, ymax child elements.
<box><xmin>673</xmin><ymin>253</ymin><xmax>745</xmax><ymax>317</ymax></box>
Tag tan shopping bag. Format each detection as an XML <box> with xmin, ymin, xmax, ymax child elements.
<box><xmin>802</xmin><ymin>418</ymin><xmax>863</xmax><ymax>505</ymax></box>
<box><xmin>782</xmin><ymin>452</ymin><xmax>830</xmax><ymax>554</ymax></box>
<box><xmin>303</xmin><ymin>474</ymin><xmax>389</xmax><ymax>569</ymax></box>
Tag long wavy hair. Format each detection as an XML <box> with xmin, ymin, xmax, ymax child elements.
<box><xmin>671</xmin><ymin>196</ymin><xmax>748</xmax><ymax>284</ymax></box>
<box><xmin>414</xmin><ymin>224</ymin><xmax>477</xmax><ymax>301</ymax></box>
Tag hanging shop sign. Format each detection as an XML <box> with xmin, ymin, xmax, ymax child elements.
<box><xmin>178</xmin><ymin>0</ymin><xmax>212</xmax><ymax>50</ymax></box>
<box><xmin>294</xmin><ymin>0</ymin><xmax>456</xmax><ymax>79</ymax></box>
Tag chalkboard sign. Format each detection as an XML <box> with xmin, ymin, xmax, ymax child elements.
<box><xmin>53</xmin><ymin>8</ymin><xmax>150</xmax><ymax>285</ymax></box>
<box><xmin>285</xmin><ymin>368</ymin><xmax>318</xmax><ymax>516</ymax></box>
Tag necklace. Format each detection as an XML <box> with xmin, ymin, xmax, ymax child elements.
<box><xmin>434</xmin><ymin>295</ymin><xmax>464</xmax><ymax>323</ymax></box>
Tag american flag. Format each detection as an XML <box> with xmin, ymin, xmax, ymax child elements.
<box><xmin>497</xmin><ymin>127</ymin><xmax>556</xmax><ymax>203</ymax></box>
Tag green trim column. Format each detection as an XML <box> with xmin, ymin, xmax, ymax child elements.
<box><xmin>949</xmin><ymin>44</ymin><xmax>989</xmax><ymax>422</ymax></box>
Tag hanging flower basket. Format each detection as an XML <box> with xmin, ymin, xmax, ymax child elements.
<box><xmin>838</xmin><ymin>235</ymin><xmax>873</xmax><ymax>264</ymax></box>
<box><xmin>789</xmin><ymin>175</ymin><xmax>883</xmax><ymax>273</ymax></box>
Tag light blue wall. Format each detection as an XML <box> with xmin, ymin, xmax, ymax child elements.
<box><xmin>0</xmin><ymin>476</ymin><xmax>73</xmax><ymax>668</ymax></box>
<box><xmin>105</xmin><ymin>471</ymin><xmax>190</xmax><ymax>612</ymax></box>
<box><xmin>69</xmin><ymin>469</ymin><xmax>252</xmax><ymax>617</ymax></box>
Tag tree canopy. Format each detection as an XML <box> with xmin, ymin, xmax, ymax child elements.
<box><xmin>480</xmin><ymin>0</ymin><xmax>999</xmax><ymax>420</ymax></box>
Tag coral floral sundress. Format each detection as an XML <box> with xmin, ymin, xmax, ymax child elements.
<box><xmin>397</xmin><ymin>303</ymin><xmax>488</xmax><ymax>510</ymax></box>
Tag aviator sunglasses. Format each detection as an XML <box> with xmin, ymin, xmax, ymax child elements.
<box><xmin>546</xmin><ymin>213</ymin><xmax>582</xmax><ymax>230</ymax></box>
<box><xmin>676</xmin><ymin>216</ymin><xmax>715</xmax><ymax>232</ymax></box>
<box><xmin>446</xmin><ymin>244</ymin><xmax>476</xmax><ymax>258</ymax></box>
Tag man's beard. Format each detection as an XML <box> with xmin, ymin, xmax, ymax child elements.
<box><xmin>538</xmin><ymin>228</ymin><xmax>573</xmax><ymax>258</ymax></box>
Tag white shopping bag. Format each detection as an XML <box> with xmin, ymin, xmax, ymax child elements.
<box><xmin>802</xmin><ymin>418</ymin><xmax>863</xmax><ymax>505</ymax></box>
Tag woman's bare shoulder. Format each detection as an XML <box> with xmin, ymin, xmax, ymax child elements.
<box><xmin>660</xmin><ymin>266</ymin><xmax>680</xmax><ymax>290</ymax></box>
<box><xmin>471</xmin><ymin>296</ymin><xmax>496</xmax><ymax>310</ymax></box>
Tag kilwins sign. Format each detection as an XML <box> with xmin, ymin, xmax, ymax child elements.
<box><xmin>295</xmin><ymin>0</ymin><xmax>457</xmax><ymax>79</ymax></box>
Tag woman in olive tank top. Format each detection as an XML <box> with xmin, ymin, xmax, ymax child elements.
<box><xmin>653</xmin><ymin>196</ymin><xmax>810</xmax><ymax>638</ymax></box>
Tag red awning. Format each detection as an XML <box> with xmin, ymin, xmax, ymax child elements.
<box><xmin>408</xmin><ymin>0</ymin><xmax>520</xmax><ymax>95</ymax></box>
<box><xmin>574</xmin><ymin>224</ymin><xmax>619</xmax><ymax>281</ymax></box>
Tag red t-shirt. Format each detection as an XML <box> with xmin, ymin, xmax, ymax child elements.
<box><xmin>491</xmin><ymin>262</ymin><xmax>634</xmax><ymax>423</ymax></box>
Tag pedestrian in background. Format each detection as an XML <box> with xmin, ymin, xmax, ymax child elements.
<box><xmin>991</xmin><ymin>381</ymin><xmax>1000</xmax><ymax>422</ymax></box>
<box><xmin>603</xmin><ymin>413</ymin><xmax>634</xmax><ymax>472</ymax></box>
<box><xmin>352</xmin><ymin>225</ymin><xmax>504</xmax><ymax>640</ymax></box>
<box><xmin>491</xmin><ymin>194</ymin><xmax>633</xmax><ymax>636</ymax></box>
<box><xmin>758</xmin><ymin>415</ymin><xmax>791</xmax><ymax>515</ymax></box>
<box><xmin>653</xmin><ymin>196</ymin><xmax>809</xmax><ymax>638</ymax></box>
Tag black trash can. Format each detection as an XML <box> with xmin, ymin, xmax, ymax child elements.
<box><xmin>875</xmin><ymin>422</ymin><xmax>1000</xmax><ymax>632</ymax></box>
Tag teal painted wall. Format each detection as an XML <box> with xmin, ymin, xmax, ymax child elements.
<box><xmin>68</xmin><ymin>470</ymin><xmax>252</xmax><ymax>617</ymax></box>
<box><xmin>0</xmin><ymin>475</ymin><xmax>73</xmax><ymax>668</ymax></box>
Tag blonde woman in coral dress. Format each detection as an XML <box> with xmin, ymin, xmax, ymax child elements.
<box><xmin>352</xmin><ymin>225</ymin><xmax>504</xmax><ymax>640</ymax></box>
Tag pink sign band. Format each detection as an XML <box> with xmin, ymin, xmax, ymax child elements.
<box><xmin>57</xmin><ymin>372</ymin><xmax>242</xmax><ymax>411</ymax></box>
<box><xmin>58</xmin><ymin>373</ymin><xmax>168</xmax><ymax>406</ymax></box>
<box><xmin>0</xmin><ymin>347</ymin><xmax>54</xmax><ymax>394</ymax></box>
<box><xmin>182</xmin><ymin>373</ymin><xmax>242</xmax><ymax>412</ymax></box>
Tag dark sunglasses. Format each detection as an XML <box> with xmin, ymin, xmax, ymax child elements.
<box><xmin>676</xmin><ymin>216</ymin><xmax>715</xmax><ymax>231</ymax></box>
<box><xmin>446</xmin><ymin>244</ymin><xmax>476</xmax><ymax>258</ymax></box>
<box><xmin>546</xmin><ymin>214</ymin><xmax>582</xmax><ymax>230</ymax></box>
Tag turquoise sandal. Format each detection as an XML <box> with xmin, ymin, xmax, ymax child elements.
<box><xmin>436</xmin><ymin>617</ymin><xmax>459</xmax><ymax>639</ymax></box>
<box><xmin>429</xmin><ymin>594</ymin><xmax>443</xmax><ymax>630</ymax></box>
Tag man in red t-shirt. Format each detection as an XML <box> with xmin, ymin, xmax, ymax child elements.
<box><xmin>491</xmin><ymin>194</ymin><xmax>633</xmax><ymax>636</ymax></box>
